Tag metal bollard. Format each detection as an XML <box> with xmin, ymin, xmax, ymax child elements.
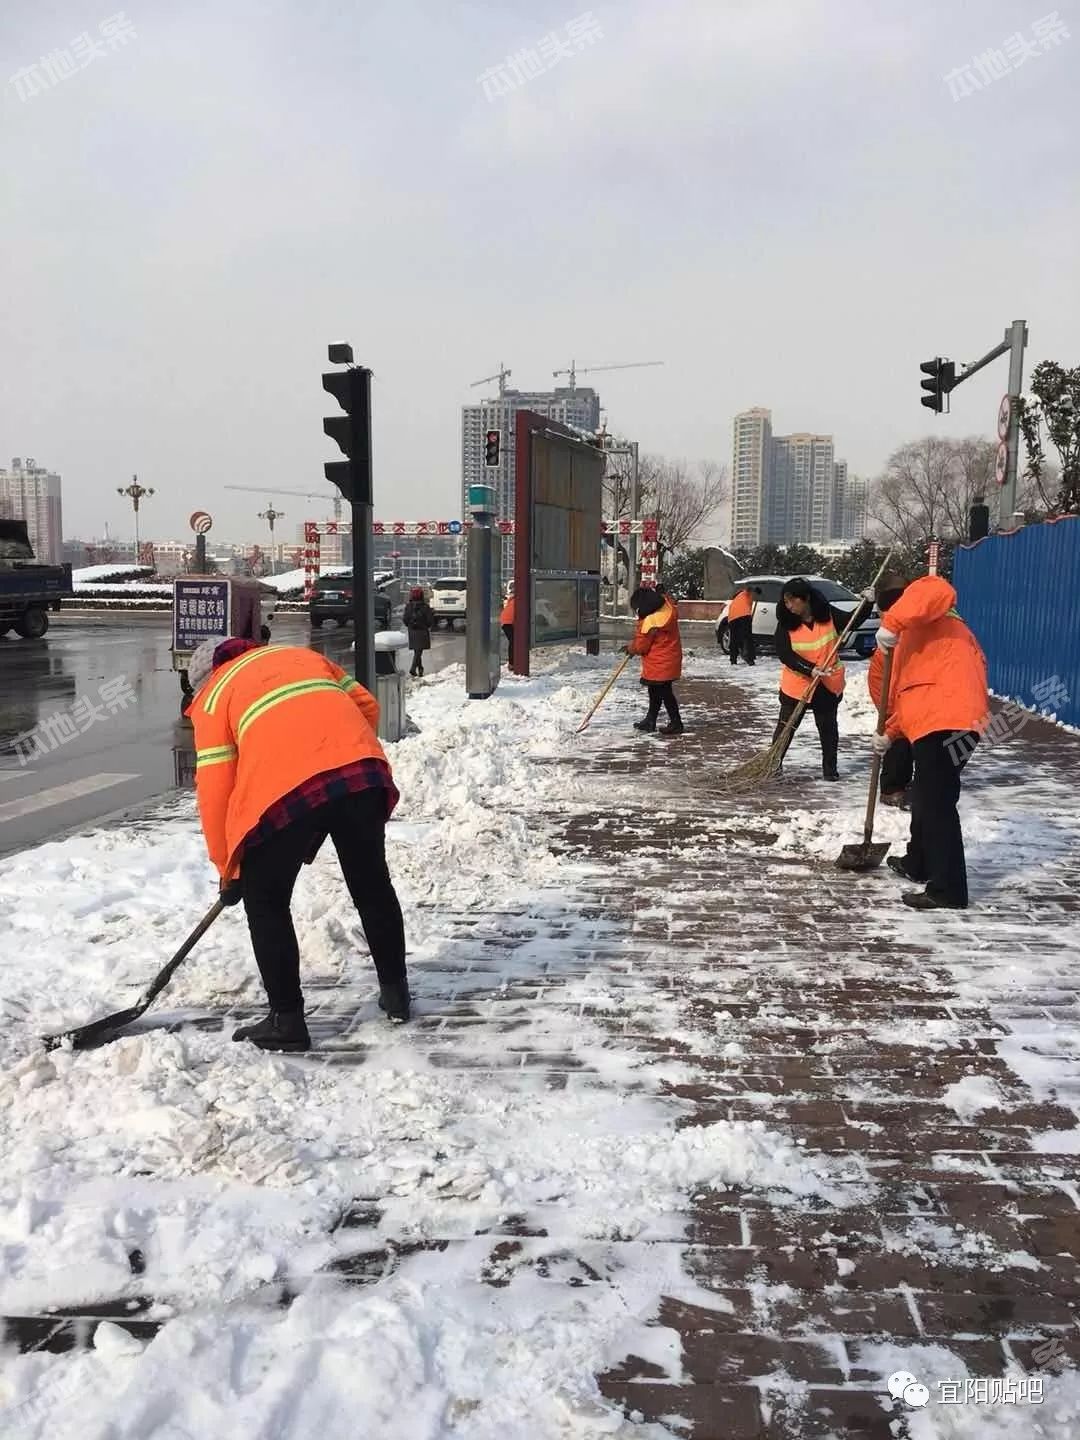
<box><xmin>374</xmin><ymin>630</ymin><xmax>408</xmax><ymax>742</ymax></box>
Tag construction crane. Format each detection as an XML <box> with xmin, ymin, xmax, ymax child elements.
<box><xmin>552</xmin><ymin>359</ymin><xmax>664</xmax><ymax>394</ymax></box>
<box><xmin>223</xmin><ymin>482</ymin><xmax>343</xmax><ymax>522</ymax></box>
<box><xmin>471</xmin><ymin>363</ymin><xmax>512</xmax><ymax>397</ymax></box>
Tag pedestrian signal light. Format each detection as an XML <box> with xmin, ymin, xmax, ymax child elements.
<box><xmin>484</xmin><ymin>430</ymin><xmax>501</xmax><ymax>466</ymax></box>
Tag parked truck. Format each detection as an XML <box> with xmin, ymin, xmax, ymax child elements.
<box><xmin>0</xmin><ymin>519</ymin><xmax>73</xmax><ymax>639</ymax></box>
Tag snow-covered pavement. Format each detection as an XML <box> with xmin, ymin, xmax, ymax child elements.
<box><xmin>2</xmin><ymin>646</ymin><xmax>1079</xmax><ymax>1438</ymax></box>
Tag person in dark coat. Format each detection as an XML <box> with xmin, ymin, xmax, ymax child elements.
<box><xmin>772</xmin><ymin>578</ymin><xmax>848</xmax><ymax>780</ymax></box>
<box><xmin>402</xmin><ymin>587</ymin><xmax>435</xmax><ymax>677</ymax></box>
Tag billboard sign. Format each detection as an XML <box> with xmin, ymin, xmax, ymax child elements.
<box><xmin>513</xmin><ymin>411</ymin><xmax>605</xmax><ymax>674</ymax></box>
<box><xmin>173</xmin><ymin>578</ymin><xmax>230</xmax><ymax>655</ymax></box>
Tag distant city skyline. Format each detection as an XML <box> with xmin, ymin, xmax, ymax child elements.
<box><xmin>0</xmin><ymin>457</ymin><xmax>63</xmax><ymax>564</ymax></box>
<box><xmin>730</xmin><ymin>410</ymin><xmax>868</xmax><ymax>548</ymax></box>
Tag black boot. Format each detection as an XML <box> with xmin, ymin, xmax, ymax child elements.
<box><xmin>822</xmin><ymin>765</ymin><xmax>839</xmax><ymax>781</ymax></box>
<box><xmin>887</xmin><ymin>856</ymin><xmax>920</xmax><ymax>881</ymax></box>
<box><xmin>659</xmin><ymin>719</ymin><xmax>684</xmax><ymax>736</ymax></box>
<box><xmin>378</xmin><ymin>983</ymin><xmax>411</xmax><ymax>1023</ymax></box>
<box><xmin>232</xmin><ymin>1009</ymin><xmax>311</xmax><ymax>1053</ymax></box>
<box><xmin>634</xmin><ymin>716</ymin><xmax>657</xmax><ymax>732</ymax></box>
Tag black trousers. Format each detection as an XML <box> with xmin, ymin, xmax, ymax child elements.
<box><xmin>643</xmin><ymin>680</ymin><xmax>681</xmax><ymax>724</ymax></box>
<box><xmin>240</xmin><ymin>788</ymin><xmax>407</xmax><ymax>1012</ymax></box>
<box><xmin>905</xmin><ymin>730</ymin><xmax>978</xmax><ymax>907</ymax></box>
<box><xmin>881</xmin><ymin>736</ymin><xmax>914</xmax><ymax>796</ymax></box>
<box><xmin>410</xmin><ymin>647</ymin><xmax>425</xmax><ymax>675</ymax></box>
<box><xmin>729</xmin><ymin>615</ymin><xmax>756</xmax><ymax>665</ymax></box>
<box><xmin>502</xmin><ymin>624</ymin><xmax>514</xmax><ymax>668</ymax></box>
<box><xmin>772</xmin><ymin>688</ymin><xmax>840</xmax><ymax>775</ymax></box>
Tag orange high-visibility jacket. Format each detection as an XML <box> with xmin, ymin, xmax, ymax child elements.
<box><xmin>500</xmin><ymin>595</ymin><xmax>515</xmax><ymax>626</ymax></box>
<box><xmin>727</xmin><ymin>589</ymin><xmax>754</xmax><ymax>622</ymax></box>
<box><xmin>628</xmin><ymin>596</ymin><xmax>683</xmax><ymax>682</ymax></box>
<box><xmin>190</xmin><ymin>645</ymin><xmax>389</xmax><ymax>879</ymax></box>
<box><xmin>879</xmin><ymin>577</ymin><xmax>988</xmax><ymax>743</ymax></box>
<box><xmin>779</xmin><ymin>619</ymin><xmax>845</xmax><ymax>701</ymax></box>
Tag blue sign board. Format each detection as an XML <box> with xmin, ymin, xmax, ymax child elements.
<box><xmin>448</xmin><ymin>520</ymin><xmax>463</xmax><ymax>535</ymax></box>
<box><xmin>173</xmin><ymin>579</ymin><xmax>230</xmax><ymax>655</ymax></box>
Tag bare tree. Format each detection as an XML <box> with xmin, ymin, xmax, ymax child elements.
<box><xmin>644</xmin><ymin>456</ymin><xmax>730</xmax><ymax>561</ymax></box>
<box><xmin>869</xmin><ymin>436</ymin><xmax>1003</xmax><ymax>546</ymax></box>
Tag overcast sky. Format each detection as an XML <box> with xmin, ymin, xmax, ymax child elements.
<box><xmin>2</xmin><ymin>0</ymin><xmax>1077</xmax><ymax>547</ymax></box>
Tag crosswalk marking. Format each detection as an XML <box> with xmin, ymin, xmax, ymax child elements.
<box><xmin>0</xmin><ymin>770</ymin><xmax>34</xmax><ymax>785</ymax></box>
<box><xmin>0</xmin><ymin>773</ymin><xmax>140</xmax><ymax>824</ymax></box>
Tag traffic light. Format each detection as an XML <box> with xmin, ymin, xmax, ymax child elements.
<box><xmin>484</xmin><ymin>429</ymin><xmax>500</xmax><ymax>466</ymax></box>
<box><xmin>919</xmin><ymin>357</ymin><xmax>956</xmax><ymax>414</ymax></box>
<box><xmin>322</xmin><ymin>364</ymin><xmax>372</xmax><ymax>503</ymax></box>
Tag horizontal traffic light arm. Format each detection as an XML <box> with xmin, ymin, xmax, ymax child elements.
<box><xmin>934</xmin><ymin>334</ymin><xmax>1014</xmax><ymax>395</ymax></box>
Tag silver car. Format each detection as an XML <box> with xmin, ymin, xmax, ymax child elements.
<box><xmin>717</xmin><ymin>575</ymin><xmax>880</xmax><ymax>657</ymax></box>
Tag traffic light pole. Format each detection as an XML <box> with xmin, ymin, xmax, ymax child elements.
<box><xmin>1002</xmin><ymin>319</ymin><xmax>1027</xmax><ymax>526</ymax></box>
<box><xmin>351</xmin><ymin>367</ymin><xmax>375</xmax><ymax>693</ymax></box>
<box><xmin>924</xmin><ymin>320</ymin><xmax>1028</xmax><ymax>529</ymax></box>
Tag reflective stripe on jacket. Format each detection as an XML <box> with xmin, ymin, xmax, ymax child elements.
<box><xmin>780</xmin><ymin>620</ymin><xmax>845</xmax><ymax>701</ymax></box>
<box><xmin>190</xmin><ymin>645</ymin><xmax>388</xmax><ymax>879</ymax></box>
<box><xmin>628</xmin><ymin>596</ymin><xmax>683</xmax><ymax>682</ymax></box>
<box><xmin>879</xmin><ymin>576</ymin><xmax>988</xmax><ymax>743</ymax></box>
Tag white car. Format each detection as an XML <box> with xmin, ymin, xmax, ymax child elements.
<box><xmin>717</xmin><ymin>575</ymin><xmax>880</xmax><ymax>657</ymax></box>
<box><xmin>430</xmin><ymin>576</ymin><xmax>468</xmax><ymax>630</ymax></box>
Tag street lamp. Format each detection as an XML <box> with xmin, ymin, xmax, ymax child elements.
<box><xmin>117</xmin><ymin>474</ymin><xmax>155</xmax><ymax>561</ymax></box>
<box><xmin>258</xmin><ymin>504</ymin><xmax>284</xmax><ymax>575</ymax></box>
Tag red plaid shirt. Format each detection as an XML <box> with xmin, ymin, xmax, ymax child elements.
<box><xmin>242</xmin><ymin>758</ymin><xmax>399</xmax><ymax>855</ymax></box>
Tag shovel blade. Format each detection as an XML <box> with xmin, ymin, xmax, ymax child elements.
<box><xmin>836</xmin><ymin>840</ymin><xmax>890</xmax><ymax>872</ymax></box>
<box><xmin>42</xmin><ymin>1003</ymin><xmax>143</xmax><ymax>1052</ymax></box>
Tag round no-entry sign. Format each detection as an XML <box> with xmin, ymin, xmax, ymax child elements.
<box><xmin>995</xmin><ymin>441</ymin><xmax>1008</xmax><ymax>486</ymax></box>
<box><xmin>997</xmin><ymin>395</ymin><xmax>1011</xmax><ymax>440</ymax></box>
<box><xmin>189</xmin><ymin>510</ymin><xmax>213</xmax><ymax>534</ymax></box>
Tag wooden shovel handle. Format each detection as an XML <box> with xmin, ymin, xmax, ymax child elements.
<box><xmin>862</xmin><ymin>646</ymin><xmax>894</xmax><ymax>843</ymax></box>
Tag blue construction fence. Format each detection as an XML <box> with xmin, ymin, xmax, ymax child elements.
<box><xmin>953</xmin><ymin>515</ymin><xmax>1080</xmax><ymax>730</ymax></box>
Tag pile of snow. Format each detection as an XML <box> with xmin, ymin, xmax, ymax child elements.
<box><xmin>71</xmin><ymin>564</ymin><xmax>155</xmax><ymax>584</ymax></box>
<box><xmin>260</xmin><ymin>566</ymin><xmax>349</xmax><ymax>595</ymax></box>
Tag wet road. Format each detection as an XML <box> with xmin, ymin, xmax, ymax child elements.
<box><xmin>0</xmin><ymin>615</ymin><xmax>465</xmax><ymax>858</ymax></box>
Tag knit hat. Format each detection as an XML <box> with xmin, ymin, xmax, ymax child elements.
<box><xmin>874</xmin><ymin>571</ymin><xmax>908</xmax><ymax>607</ymax></box>
<box><xmin>409</xmin><ymin>586</ymin><xmax>424</xmax><ymax>599</ymax></box>
<box><xmin>186</xmin><ymin>635</ymin><xmax>228</xmax><ymax>694</ymax></box>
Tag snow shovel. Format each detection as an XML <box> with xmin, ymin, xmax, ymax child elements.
<box><xmin>575</xmin><ymin>653</ymin><xmax>632</xmax><ymax>734</ymax></box>
<box><xmin>41</xmin><ymin>899</ymin><xmax>225</xmax><ymax>1052</ymax></box>
<box><xmin>836</xmin><ymin>646</ymin><xmax>894</xmax><ymax>872</ymax></box>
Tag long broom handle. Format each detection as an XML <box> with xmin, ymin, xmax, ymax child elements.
<box><xmin>576</xmin><ymin>653</ymin><xmax>632</xmax><ymax>734</ymax></box>
<box><xmin>861</xmin><ymin>645</ymin><xmax>894</xmax><ymax>843</ymax></box>
<box><xmin>770</xmin><ymin>550</ymin><xmax>895</xmax><ymax>752</ymax></box>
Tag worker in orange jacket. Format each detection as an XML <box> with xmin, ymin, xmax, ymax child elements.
<box><xmin>871</xmin><ymin>572</ymin><xmax>988</xmax><ymax>910</ymax></box>
<box><xmin>727</xmin><ymin>586</ymin><xmax>756</xmax><ymax>666</ymax></box>
<box><xmin>187</xmin><ymin>636</ymin><xmax>410</xmax><ymax>1050</ymax></box>
<box><xmin>626</xmin><ymin>586</ymin><xmax>684</xmax><ymax>735</ymax></box>
<box><xmin>773</xmin><ymin>578</ymin><xmax>846</xmax><ymax>780</ymax></box>
<box><xmin>500</xmin><ymin>588</ymin><xmax>516</xmax><ymax>668</ymax></box>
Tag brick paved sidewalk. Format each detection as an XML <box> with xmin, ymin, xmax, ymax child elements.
<box><xmin>5</xmin><ymin>666</ymin><xmax>1079</xmax><ymax>1438</ymax></box>
<box><xmin>563</xmin><ymin>672</ymin><xmax>1080</xmax><ymax>1436</ymax></box>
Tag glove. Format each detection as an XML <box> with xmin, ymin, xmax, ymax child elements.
<box><xmin>871</xmin><ymin>731</ymin><xmax>893</xmax><ymax>755</ymax></box>
<box><xmin>862</xmin><ymin>587</ymin><xmax>876</xmax><ymax>603</ymax></box>
<box><xmin>876</xmin><ymin>627</ymin><xmax>899</xmax><ymax>650</ymax></box>
<box><xmin>811</xmin><ymin>665</ymin><xmax>837</xmax><ymax>679</ymax></box>
<box><xmin>219</xmin><ymin>878</ymin><xmax>243</xmax><ymax>907</ymax></box>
